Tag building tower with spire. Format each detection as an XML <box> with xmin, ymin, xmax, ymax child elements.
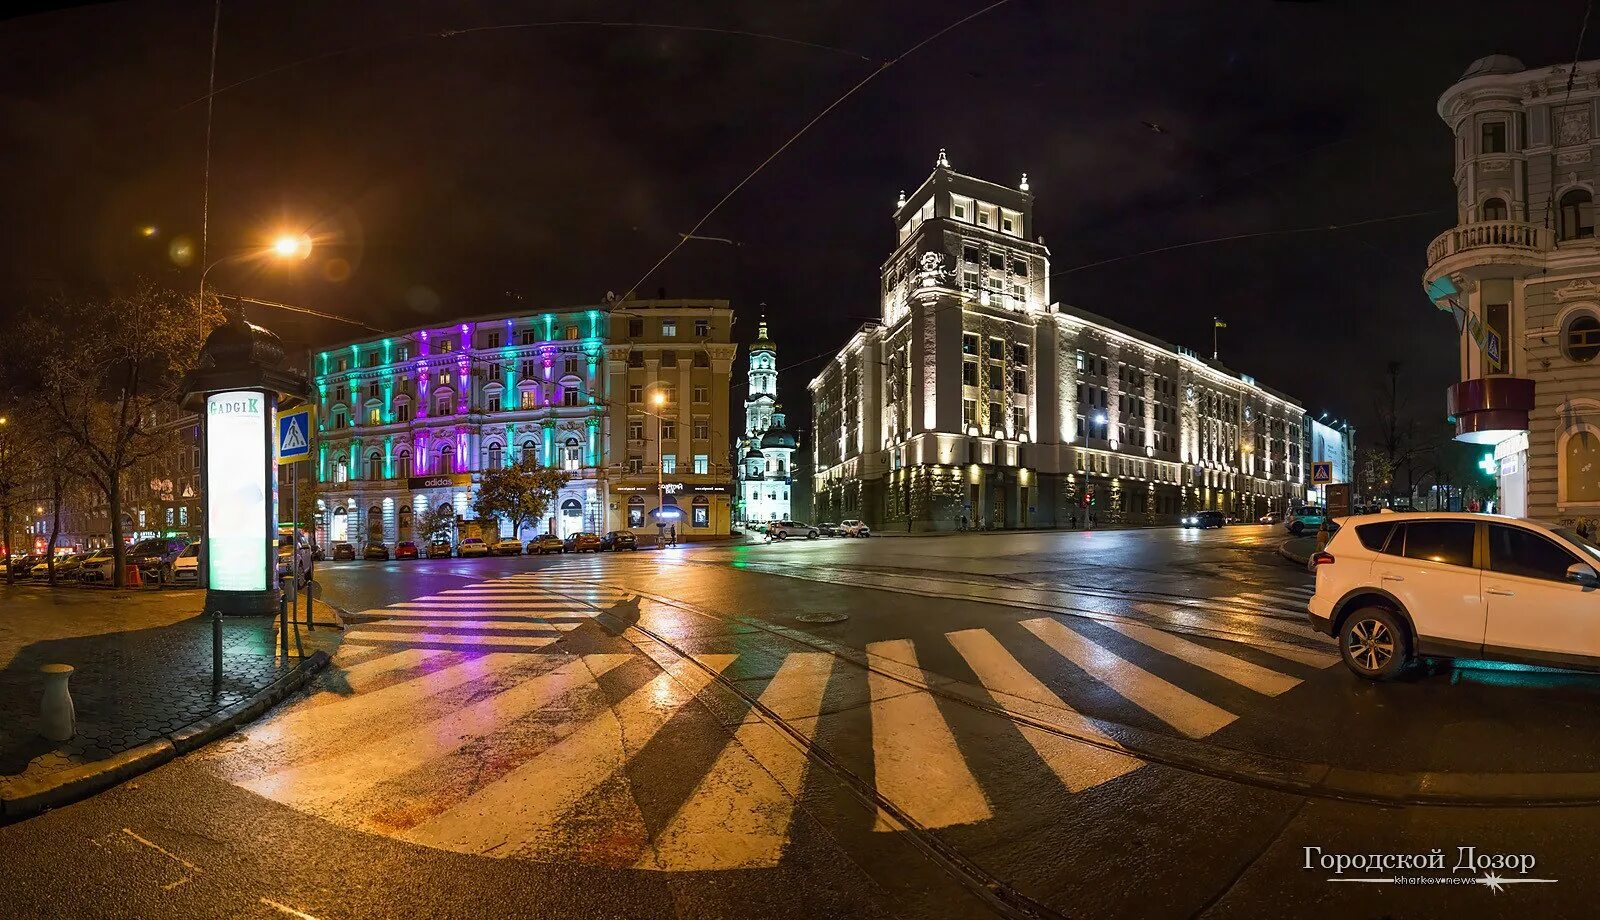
<box><xmin>738</xmin><ymin>316</ymin><xmax>794</xmax><ymax>523</ymax></box>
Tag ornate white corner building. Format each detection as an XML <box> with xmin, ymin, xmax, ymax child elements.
<box><xmin>737</xmin><ymin>317</ymin><xmax>795</xmax><ymax>523</ymax></box>
<box><xmin>809</xmin><ymin>151</ymin><xmax>1313</xmax><ymax>530</ymax></box>
<box><xmin>1424</xmin><ymin>54</ymin><xmax>1600</xmax><ymax>521</ymax></box>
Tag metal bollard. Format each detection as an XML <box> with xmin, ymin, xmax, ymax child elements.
<box><xmin>39</xmin><ymin>663</ymin><xmax>75</xmax><ymax>741</ymax></box>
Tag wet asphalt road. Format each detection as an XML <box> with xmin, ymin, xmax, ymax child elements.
<box><xmin>4</xmin><ymin>525</ymin><xmax>1600</xmax><ymax>919</ymax></box>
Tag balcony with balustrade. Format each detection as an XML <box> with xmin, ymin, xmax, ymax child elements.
<box><xmin>1424</xmin><ymin>220</ymin><xmax>1553</xmax><ymax>286</ymax></box>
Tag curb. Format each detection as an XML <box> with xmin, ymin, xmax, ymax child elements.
<box><xmin>1277</xmin><ymin>538</ymin><xmax>1313</xmax><ymax>567</ymax></box>
<box><xmin>0</xmin><ymin>649</ymin><xmax>330</xmax><ymax>821</ymax></box>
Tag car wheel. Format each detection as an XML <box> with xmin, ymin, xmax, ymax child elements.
<box><xmin>807</xmin><ymin>531</ymin><xmax>817</xmax><ymax>539</ymax></box>
<box><xmin>776</xmin><ymin>532</ymin><xmax>788</xmax><ymax>541</ymax></box>
<box><xmin>1339</xmin><ymin>606</ymin><xmax>1410</xmax><ymax>681</ymax></box>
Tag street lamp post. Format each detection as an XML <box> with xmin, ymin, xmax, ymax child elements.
<box><xmin>652</xmin><ymin>390</ymin><xmax>667</xmax><ymax>546</ymax></box>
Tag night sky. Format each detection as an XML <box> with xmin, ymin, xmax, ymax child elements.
<box><xmin>0</xmin><ymin>0</ymin><xmax>1590</xmax><ymax>442</ymax></box>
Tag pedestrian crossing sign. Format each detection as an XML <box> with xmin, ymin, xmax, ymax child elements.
<box><xmin>1311</xmin><ymin>461</ymin><xmax>1333</xmax><ymax>485</ymax></box>
<box><xmin>277</xmin><ymin>407</ymin><xmax>313</xmax><ymax>464</ymax></box>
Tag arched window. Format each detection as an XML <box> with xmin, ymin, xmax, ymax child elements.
<box><xmin>1565</xmin><ymin>313</ymin><xmax>1600</xmax><ymax>363</ymax></box>
<box><xmin>368</xmin><ymin>450</ymin><xmax>383</xmax><ymax>480</ymax></box>
<box><xmin>438</xmin><ymin>443</ymin><xmax>455</xmax><ymax>473</ymax></box>
<box><xmin>522</xmin><ymin>439</ymin><xmax>539</xmax><ymax>465</ymax></box>
<box><xmin>334</xmin><ymin>459</ymin><xmax>348</xmax><ymax>483</ymax></box>
<box><xmin>434</xmin><ymin>389</ymin><xmax>454</xmax><ymax>416</ymax></box>
<box><xmin>487</xmin><ymin>442</ymin><xmax>503</xmax><ymax>470</ymax></box>
<box><xmin>1559</xmin><ymin>189</ymin><xmax>1595</xmax><ymax>240</ymax></box>
<box><xmin>367</xmin><ymin>506</ymin><xmax>384</xmax><ymax>542</ymax></box>
<box><xmin>1481</xmin><ymin>197</ymin><xmax>1508</xmax><ymax>221</ymax></box>
<box><xmin>1563</xmin><ymin>428</ymin><xmax>1600</xmax><ymax>504</ymax></box>
<box><xmin>560</xmin><ymin>376</ymin><xmax>583</xmax><ymax>407</ymax></box>
<box><xmin>562</xmin><ymin>437</ymin><xmax>581</xmax><ymax>471</ymax></box>
<box><xmin>396</xmin><ymin>450</ymin><xmax>412</xmax><ymax>478</ymax></box>
<box><xmin>331</xmin><ymin>506</ymin><xmax>349</xmax><ymax>542</ymax></box>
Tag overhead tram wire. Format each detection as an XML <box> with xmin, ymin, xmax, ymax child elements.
<box><xmin>615</xmin><ymin>0</ymin><xmax>1016</xmax><ymax>304</ymax></box>
<box><xmin>1046</xmin><ymin>208</ymin><xmax>1448</xmax><ymax>279</ymax></box>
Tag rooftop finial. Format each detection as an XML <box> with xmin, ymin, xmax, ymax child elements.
<box><xmin>935</xmin><ymin>148</ymin><xmax>950</xmax><ymax>168</ymax></box>
<box><xmin>896</xmin><ymin>189</ymin><xmax>906</xmax><ymax>209</ymax></box>
<box><xmin>1020</xmin><ymin>172</ymin><xmax>1029</xmax><ymax>192</ymax></box>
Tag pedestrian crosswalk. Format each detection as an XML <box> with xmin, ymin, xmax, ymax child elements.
<box><xmin>206</xmin><ymin>572</ymin><xmax>1338</xmax><ymax>871</ymax></box>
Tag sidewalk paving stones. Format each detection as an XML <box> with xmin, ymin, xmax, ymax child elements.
<box><xmin>0</xmin><ymin>585</ymin><xmax>339</xmax><ymax>817</ymax></box>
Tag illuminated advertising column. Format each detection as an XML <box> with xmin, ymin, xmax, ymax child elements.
<box><xmin>205</xmin><ymin>389</ymin><xmax>278</xmax><ymax>613</ymax></box>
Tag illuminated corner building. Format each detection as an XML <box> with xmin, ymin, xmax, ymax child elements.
<box><xmin>810</xmin><ymin>151</ymin><xmax>1308</xmax><ymax>531</ymax></box>
<box><xmin>1425</xmin><ymin>55</ymin><xmax>1600</xmax><ymax>519</ymax></box>
<box><xmin>735</xmin><ymin>317</ymin><xmax>795</xmax><ymax>523</ymax></box>
<box><xmin>313</xmin><ymin>298</ymin><xmax>735</xmax><ymax>548</ymax></box>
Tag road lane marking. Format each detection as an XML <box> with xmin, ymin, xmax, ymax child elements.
<box><xmin>242</xmin><ymin>654</ymin><xmax>633</xmax><ymax>815</ymax></box>
<box><xmin>946</xmin><ymin>629</ymin><xmax>1141</xmax><ymax>792</ymax></box>
<box><xmin>867</xmin><ymin>639</ymin><xmax>991</xmax><ymax>831</ymax></box>
<box><xmin>247</xmin><ymin>652</ymin><xmax>532</xmax><ymax>746</ymax></box>
<box><xmin>326</xmin><ymin>648</ymin><xmax>449</xmax><ymax>689</ymax></box>
<box><xmin>401</xmin><ymin>653</ymin><xmax>737</xmax><ymax>857</ymax></box>
<box><xmin>346</xmin><ymin>620</ymin><xmax>585</xmax><ymax>632</ymax></box>
<box><xmin>340</xmin><ymin>631</ymin><xmax>563</xmax><ymax>649</ymax></box>
<box><xmin>642</xmin><ymin>652</ymin><xmax>834</xmax><ymax>871</ymax></box>
<box><xmin>1234</xmin><ymin>592</ymin><xmax>1310</xmax><ymax>613</ymax></box>
<box><xmin>1096</xmin><ymin>621</ymin><xmax>1301</xmax><ymax>696</ymax></box>
<box><xmin>1020</xmin><ymin>618</ymin><xmax>1236</xmax><ymax>739</ymax></box>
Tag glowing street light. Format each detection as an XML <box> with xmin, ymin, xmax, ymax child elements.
<box><xmin>271</xmin><ymin>233</ymin><xmax>313</xmax><ymax>261</ymax></box>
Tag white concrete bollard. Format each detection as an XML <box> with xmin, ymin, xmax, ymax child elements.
<box><xmin>39</xmin><ymin>663</ymin><xmax>76</xmax><ymax>742</ymax></box>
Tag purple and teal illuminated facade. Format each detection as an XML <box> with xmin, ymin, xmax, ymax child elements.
<box><xmin>313</xmin><ymin>299</ymin><xmax>738</xmax><ymax>547</ymax></box>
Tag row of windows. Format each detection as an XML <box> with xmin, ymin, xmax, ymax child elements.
<box><xmin>962</xmin><ymin>360</ymin><xmax>1029</xmax><ymax>392</ymax></box>
<box><xmin>624</xmin><ymin>454</ymin><xmax>711</xmax><ymax>475</ymax></box>
<box><xmin>625</xmin><ymin>318</ymin><xmax>711</xmax><ymax>338</ymax></box>
<box><xmin>626</xmin><ymin>418</ymin><xmax>712</xmax><ymax>440</ymax></box>
<box><xmin>960</xmin><ymin>399</ymin><xmax>1028</xmax><ymax>434</ymax></box>
<box><xmin>961</xmin><ymin>334</ymin><xmax>1030</xmax><ymax>363</ymax></box>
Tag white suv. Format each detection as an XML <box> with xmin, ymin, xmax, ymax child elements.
<box><xmin>839</xmin><ymin>519</ymin><xmax>871</xmax><ymax>537</ymax></box>
<box><xmin>1308</xmin><ymin>512</ymin><xmax>1600</xmax><ymax>680</ymax></box>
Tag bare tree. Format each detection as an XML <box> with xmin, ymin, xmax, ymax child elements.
<box><xmin>24</xmin><ymin>282</ymin><xmax>218</xmax><ymax>587</ymax></box>
<box><xmin>0</xmin><ymin>412</ymin><xmax>39</xmax><ymax>585</ymax></box>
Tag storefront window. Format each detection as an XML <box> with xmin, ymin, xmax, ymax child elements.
<box><xmin>692</xmin><ymin>497</ymin><xmax>709</xmax><ymax>528</ymax></box>
<box><xmin>628</xmin><ymin>497</ymin><xmax>645</xmax><ymax>528</ymax></box>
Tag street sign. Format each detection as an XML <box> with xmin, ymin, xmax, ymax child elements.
<box><xmin>1311</xmin><ymin>461</ymin><xmax>1333</xmax><ymax>485</ymax></box>
<box><xmin>277</xmin><ymin>407</ymin><xmax>313</xmax><ymax>464</ymax></box>
<box><xmin>1327</xmin><ymin>483</ymin><xmax>1352</xmax><ymax>517</ymax></box>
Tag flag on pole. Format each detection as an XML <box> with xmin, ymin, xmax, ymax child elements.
<box><xmin>1214</xmin><ymin>318</ymin><xmax>1227</xmax><ymax>329</ymax></box>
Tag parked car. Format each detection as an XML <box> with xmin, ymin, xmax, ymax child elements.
<box><xmin>1182</xmin><ymin>511</ymin><xmax>1226</xmax><ymax>529</ymax></box>
<box><xmin>1286</xmin><ymin>506</ymin><xmax>1326</xmax><ymax>536</ymax></box>
<box><xmin>7</xmin><ymin>553</ymin><xmax>42</xmax><ymax>577</ymax></box>
<box><xmin>563</xmin><ymin>532</ymin><xmax>602</xmax><ymax>553</ymax></box>
<box><xmin>767</xmin><ymin>520</ymin><xmax>819</xmax><ymax>540</ymax></box>
<box><xmin>1259</xmin><ymin>512</ymin><xmax>1282</xmax><ymax>525</ymax></box>
<box><xmin>458</xmin><ymin>537</ymin><xmax>490</xmax><ymax>558</ymax></box>
<box><xmin>818</xmin><ymin>522</ymin><xmax>840</xmax><ymax>536</ymax></box>
<box><xmin>527</xmin><ymin>534</ymin><xmax>565</xmax><ymax>555</ymax></box>
<box><xmin>278</xmin><ymin>528</ymin><xmax>315</xmax><ymax>586</ymax></box>
<box><xmin>363</xmin><ymin>543</ymin><xmax>391</xmax><ymax>561</ymax></box>
<box><xmin>839</xmin><ymin>519</ymin><xmax>871</xmax><ymax>538</ymax></box>
<box><xmin>601</xmin><ymin>530</ymin><xmax>638</xmax><ymax>551</ymax></box>
<box><xmin>170</xmin><ymin>544</ymin><xmax>200</xmax><ymax>584</ymax></box>
<box><xmin>491</xmin><ymin>538</ymin><xmax>525</xmax><ymax>556</ymax></box>
<box><xmin>331</xmin><ymin>542</ymin><xmax>357</xmax><ymax>561</ymax></box>
<box><xmin>1308</xmin><ymin>512</ymin><xmax>1600</xmax><ymax>680</ymax></box>
<box><xmin>395</xmin><ymin>541</ymin><xmax>419</xmax><ymax>560</ymax></box>
<box><xmin>426</xmin><ymin>539</ymin><xmax>453</xmax><ymax>558</ymax></box>
<box><xmin>127</xmin><ymin>537</ymin><xmax>189</xmax><ymax>583</ymax></box>
<box><xmin>77</xmin><ymin>550</ymin><xmax>115</xmax><ymax>582</ymax></box>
